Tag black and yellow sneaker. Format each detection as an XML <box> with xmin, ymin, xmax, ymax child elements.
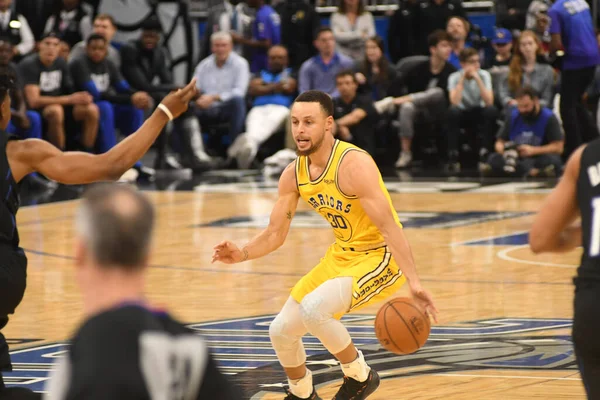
<box><xmin>284</xmin><ymin>387</ymin><xmax>322</xmax><ymax>400</ymax></box>
<box><xmin>332</xmin><ymin>369</ymin><xmax>380</xmax><ymax>400</ymax></box>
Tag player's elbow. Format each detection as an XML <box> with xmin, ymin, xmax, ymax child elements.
<box><xmin>529</xmin><ymin>230</ymin><xmax>551</xmax><ymax>254</ymax></box>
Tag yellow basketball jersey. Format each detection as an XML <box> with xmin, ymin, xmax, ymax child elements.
<box><xmin>295</xmin><ymin>140</ymin><xmax>402</xmax><ymax>250</ymax></box>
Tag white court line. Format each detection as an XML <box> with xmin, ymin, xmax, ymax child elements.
<box><xmin>433</xmin><ymin>373</ymin><xmax>581</xmax><ymax>381</ymax></box>
<box><xmin>450</xmin><ymin>230</ymin><xmax>529</xmax><ymax>247</ymax></box>
<box><xmin>497</xmin><ymin>245</ymin><xmax>578</xmax><ymax>268</ymax></box>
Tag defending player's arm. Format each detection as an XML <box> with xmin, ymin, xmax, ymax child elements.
<box><xmin>530</xmin><ymin>146</ymin><xmax>583</xmax><ymax>253</ymax></box>
<box><xmin>212</xmin><ymin>161</ymin><xmax>299</xmax><ymax>264</ymax></box>
<box><xmin>338</xmin><ymin>151</ymin><xmax>439</xmax><ymax>321</ymax></box>
<box><xmin>8</xmin><ymin>79</ymin><xmax>198</xmax><ymax>185</ymax></box>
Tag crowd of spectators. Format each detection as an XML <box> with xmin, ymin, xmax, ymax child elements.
<box><xmin>6</xmin><ymin>0</ymin><xmax>600</xmax><ymax>188</ymax></box>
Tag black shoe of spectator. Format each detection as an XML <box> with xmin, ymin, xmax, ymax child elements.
<box><xmin>154</xmin><ymin>154</ymin><xmax>183</xmax><ymax>171</ymax></box>
<box><xmin>134</xmin><ymin>165</ymin><xmax>156</xmax><ymax>182</ymax></box>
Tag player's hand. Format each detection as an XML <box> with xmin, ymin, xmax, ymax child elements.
<box><xmin>195</xmin><ymin>94</ymin><xmax>215</xmax><ymax>109</ymax></box>
<box><xmin>132</xmin><ymin>91</ymin><xmax>151</xmax><ymax>109</ymax></box>
<box><xmin>70</xmin><ymin>91</ymin><xmax>93</xmax><ymax>105</ymax></box>
<box><xmin>159</xmin><ymin>78</ymin><xmax>198</xmax><ymax>119</ymax></box>
<box><xmin>518</xmin><ymin>144</ymin><xmax>536</xmax><ymax>157</ymax></box>
<box><xmin>12</xmin><ymin>112</ymin><xmax>30</xmax><ymax>130</ymax></box>
<box><xmin>212</xmin><ymin>241</ymin><xmax>246</xmax><ymax>264</ymax></box>
<box><xmin>410</xmin><ymin>286</ymin><xmax>439</xmax><ymax>323</ymax></box>
<box><xmin>355</xmin><ymin>72</ymin><xmax>367</xmax><ymax>85</ymax></box>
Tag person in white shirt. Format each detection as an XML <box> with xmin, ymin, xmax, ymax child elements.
<box><xmin>43</xmin><ymin>0</ymin><xmax>92</xmax><ymax>49</ymax></box>
<box><xmin>0</xmin><ymin>0</ymin><xmax>34</xmax><ymax>58</ymax></box>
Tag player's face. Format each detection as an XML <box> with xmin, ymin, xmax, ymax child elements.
<box><xmin>431</xmin><ymin>40</ymin><xmax>452</xmax><ymax>60</ymax></box>
<box><xmin>519</xmin><ymin>34</ymin><xmax>538</xmax><ymax>59</ymax></box>
<box><xmin>365</xmin><ymin>39</ymin><xmax>382</xmax><ymax>63</ymax></box>
<box><xmin>141</xmin><ymin>30</ymin><xmax>160</xmax><ymax>50</ymax></box>
<box><xmin>517</xmin><ymin>95</ymin><xmax>538</xmax><ymax>117</ymax></box>
<box><xmin>291</xmin><ymin>102</ymin><xmax>332</xmax><ymax>156</ymax></box>
<box><xmin>315</xmin><ymin>31</ymin><xmax>335</xmax><ymax>57</ymax></box>
<box><xmin>39</xmin><ymin>37</ymin><xmax>60</xmax><ymax>64</ymax></box>
<box><xmin>0</xmin><ymin>41</ymin><xmax>13</xmax><ymax>65</ymax></box>
<box><xmin>212</xmin><ymin>38</ymin><xmax>233</xmax><ymax>63</ymax></box>
<box><xmin>93</xmin><ymin>18</ymin><xmax>116</xmax><ymax>42</ymax></box>
<box><xmin>268</xmin><ymin>47</ymin><xmax>287</xmax><ymax>73</ymax></box>
<box><xmin>336</xmin><ymin>75</ymin><xmax>357</xmax><ymax>98</ymax></box>
<box><xmin>87</xmin><ymin>39</ymin><xmax>107</xmax><ymax>63</ymax></box>
<box><xmin>447</xmin><ymin>18</ymin><xmax>467</xmax><ymax>41</ymax></box>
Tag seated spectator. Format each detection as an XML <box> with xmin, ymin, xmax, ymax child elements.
<box><xmin>0</xmin><ymin>0</ymin><xmax>34</xmax><ymax>60</ymax></box>
<box><xmin>499</xmin><ymin>30</ymin><xmax>555</xmax><ymax>110</ymax></box>
<box><xmin>20</xmin><ymin>32</ymin><xmax>98</xmax><ymax>151</ymax></box>
<box><xmin>486</xmin><ymin>28</ymin><xmax>513</xmax><ymax>70</ymax></box>
<box><xmin>446</xmin><ymin>16</ymin><xmax>470</xmax><ymax>70</ymax></box>
<box><xmin>447</xmin><ymin>48</ymin><xmax>497</xmax><ymax>172</ymax></box>
<box><xmin>355</xmin><ymin>36</ymin><xmax>396</xmax><ymax>102</ymax></box>
<box><xmin>200</xmin><ymin>0</ymin><xmax>255</xmax><ymax>62</ymax></box>
<box><xmin>70</xmin><ymin>14</ymin><xmax>120</xmax><ymax>69</ymax></box>
<box><xmin>228</xmin><ymin>45</ymin><xmax>296</xmax><ymax>169</ymax></box>
<box><xmin>383</xmin><ymin>30</ymin><xmax>456</xmax><ymax>168</ymax></box>
<box><xmin>44</xmin><ymin>0</ymin><xmax>92</xmax><ymax>50</ymax></box>
<box><xmin>333</xmin><ymin>70</ymin><xmax>378</xmax><ymax>155</ymax></box>
<box><xmin>0</xmin><ymin>38</ymin><xmax>40</xmax><ymax>141</ymax></box>
<box><xmin>193</xmin><ymin>31</ymin><xmax>250</xmax><ymax>146</ymax></box>
<box><xmin>483</xmin><ymin>86</ymin><xmax>563</xmax><ymax>177</ymax></box>
<box><xmin>70</xmin><ymin>34</ymin><xmax>152</xmax><ymax>176</ymax></box>
<box><xmin>387</xmin><ymin>0</ymin><xmax>418</xmax><ymax>63</ymax></box>
<box><xmin>415</xmin><ymin>0</ymin><xmax>467</xmax><ymax>55</ymax></box>
<box><xmin>299</xmin><ymin>27</ymin><xmax>354</xmax><ymax>96</ymax></box>
<box><xmin>532</xmin><ymin>10</ymin><xmax>551</xmax><ymax>54</ymax></box>
<box><xmin>275</xmin><ymin>0</ymin><xmax>319</xmax><ymax>70</ymax></box>
<box><xmin>526</xmin><ymin>0</ymin><xmax>550</xmax><ymax>30</ymax></box>
<box><xmin>121</xmin><ymin>17</ymin><xmax>213</xmax><ymax>172</ymax></box>
<box><xmin>330</xmin><ymin>0</ymin><xmax>375</xmax><ymax>61</ymax></box>
<box><xmin>231</xmin><ymin>0</ymin><xmax>281</xmax><ymax>73</ymax></box>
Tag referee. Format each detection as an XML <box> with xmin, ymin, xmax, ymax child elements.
<box><xmin>43</xmin><ymin>184</ymin><xmax>243</xmax><ymax>399</ymax></box>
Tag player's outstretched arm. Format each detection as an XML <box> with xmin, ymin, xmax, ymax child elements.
<box><xmin>212</xmin><ymin>161</ymin><xmax>299</xmax><ymax>264</ymax></box>
<box><xmin>338</xmin><ymin>150</ymin><xmax>439</xmax><ymax>322</ymax></box>
<box><xmin>8</xmin><ymin>79</ymin><xmax>198</xmax><ymax>185</ymax></box>
<box><xmin>530</xmin><ymin>146</ymin><xmax>583</xmax><ymax>254</ymax></box>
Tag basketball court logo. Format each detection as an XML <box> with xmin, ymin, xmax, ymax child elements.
<box><xmin>4</xmin><ymin>316</ymin><xmax>575</xmax><ymax>396</ymax></box>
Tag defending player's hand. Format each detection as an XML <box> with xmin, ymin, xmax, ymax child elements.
<box><xmin>410</xmin><ymin>286</ymin><xmax>439</xmax><ymax>323</ymax></box>
<box><xmin>159</xmin><ymin>78</ymin><xmax>198</xmax><ymax>119</ymax></box>
<box><xmin>212</xmin><ymin>241</ymin><xmax>246</xmax><ymax>264</ymax></box>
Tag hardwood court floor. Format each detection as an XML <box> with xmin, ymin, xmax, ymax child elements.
<box><xmin>4</xmin><ymin>182</ymin><xmax>585</xmax><ymax>398</ymax></box>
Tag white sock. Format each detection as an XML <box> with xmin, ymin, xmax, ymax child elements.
<box><xmin>341</xmin><ymin>350</ymin><xmax>371</xmax><ymax>382</ymax></box>
<box><xmin>288</xmin><ymin>368</ymin><xmax>313</xmax><ymax>399</ymax></box>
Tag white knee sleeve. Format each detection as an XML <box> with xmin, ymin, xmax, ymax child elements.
<box><xmin>299</xmin><ymin>277</ymin><xmax>353</xmax><ymax>355</ymax></box>
<box><xmin>269</xmin><ymin>297</ymin><xmax>308</xmax><ymax>368</ymax></box>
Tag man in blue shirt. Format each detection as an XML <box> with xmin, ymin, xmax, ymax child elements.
<box><xmin>549</xmin><ymin>0</ymin><xmax>600</xmax><ymax>158</ymax></box>
<box><xmin>230</xmin><ymin>0</ymin><xmax>281</xmax><ymax>73</ymax></box>
<box><xmin>483</xmin><ymin>86</ymin><xmax>563</xmax><ymax>177</ymax></box>
<box><xmin>298</xmin><ymin>27</ymin><xmax>354</xmax><ymax>97</ymax></box>
<box><xmin>228</xmin><ymin>45</ymin><xmax>297</xmax><ymax>169</ymax></box>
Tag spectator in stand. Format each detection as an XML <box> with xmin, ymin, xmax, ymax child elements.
<box><xmin>230</xmin><ymin>0</ymin><xmax>281</xmax><ymax>73</ymax></box>
<box><xmin>70</xmin><ymin>34</ymin><xmax>153</xmax><ymax>179</ymax></box>
<box><xmin>355</xmin><ymin>36</ymin><xmax>396</xmax><ymax>102</ymax></box>
<box><xmin>275</xmin><ymin>0</ymin><xmax>320</xmax><ymax>70</ymax></box>
<box><xmin>20</xmin><ymin>32</ymin><xmax>98</xmax><ymax>152</ymax></box>
<box><xmin>447</xmin><ymin>48</ymin><xmax>497</xmax><ymax>172</ymax></box>
<box><xmin>201</xmin><ymin>0</ymin><xmax>255</xmax><ymax>63</ymax></box>
<box><xmin>483</xmin><ymin>86</ymin><xmax>563</xmax><ymax>177</ymax></box>
<box><xmin>383</xmin><ymin>30</ymin><xmax>456</xmax><ymax>168</ymax></box>
<box><xmin>496</xmin><ymin>0</ymin><xmax>532</xmax><ymax>31</ymax></box>
<box><xmin>330</xmin><ymin>0</ymin><xmax>375</xmax><ymax>61</ymax></box>
<box><xmin>498</xmin><ymin>30</ymin><xmax>555</xmax><ymax>111</ymax></box>
<box><xmin>44</xmin><ymin>0</ymin><xmax>93</xmax><ymax>50</ymax></box>
<box><xmin>532</xmin><ymin>10</ymin><xmax>551</xmax><ymax>54</ymax></box>
<box><xmin>193</xmin><ymin>31</ymin><xmax>250</xmax><ymax>145</ymax></box>
<box><xmin>15</xmin><ymin>0</ymin><xmax>55</xmax><ymax>41</ymax></box>
<box><xmin>446</xmin><ymin>16</ymin><xmax>470</xmax><ymax>69</ymax></box>
<box><xmin>549</xmin><ymin>0</ymin><xmax>600</xmax><ymax>157</ymax></box>
<box><xmin>333</xmin><ymin>70</ymin><xmax>378</xmax><ymax>155</ymax></box>
<box><xmin>485</xmin><ymin>28</ymin><xmax>513</xmax><ymax>70</ymax></box>
<box><xmin>387</xmin><ymin>0</ymin><xmax>419</xmax><ymax>64</ymax></box>
<box><xmin>228</xmin><ymin>45</ymin><xmax>297</xmax><ymax>169</ymax></box>
<box><xmin>0</xmin><ymin>0</ymin><xmax>34</xmax><ymax>60</ymax></box>
<box><xmin>415</xmin><ymin>0</ymin><xmax>467</xmax><ymax>55</ymax></box>
<box><xmin>121</xmin><ymin>17</ymin><xmax>213</xmax><ymax>172</ymax></box>
<box><xmin>70</xmin><ymin>14</ymin><xmax>120</xmax><ymax>70</ymax></box>
<box><xmin>526</xmin><ymin>0</ymin><xmax>551</xmax><ymax>30</ymax></box>
<box><xmin>298</xmin><ymin>27</ymin><xmax>354</xmax><ymax>96</ymax></box>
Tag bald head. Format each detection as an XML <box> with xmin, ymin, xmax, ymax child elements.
<box><xmin>76</xmin><ymin>183</ymin><xmax>155</xmax><ymax>269</ymax></box>
<box><xmin>268</xmin><ymin>45</ymin><xmax>288</xmax><ymax>73</ymax></box>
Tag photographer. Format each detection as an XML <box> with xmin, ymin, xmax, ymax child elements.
<box><xmin>483</xmin><ymin>86</ymin><xmax>563</xmax><ymax>177</ymax></box>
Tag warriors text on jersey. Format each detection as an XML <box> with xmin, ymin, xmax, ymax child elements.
<box><xmin>295</xmin><ymin>139</ymin><xmax>402</xmax><ymax>250</ymax></box>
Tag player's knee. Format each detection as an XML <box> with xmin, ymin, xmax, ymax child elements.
<box><xmin>86</xmin><ymin>103</ymin><xmax>99</xmax><ymax>120</ymax></box>
<box><xmin>269</xmin><ymin>313</ymin><xmax>293</xmax><ymax>348</ymax></box>
<box><xmin>43</xmin><ymin>104</ymin><xmax>64</xmax><ymax>122</ymax></box>
<box><xmin>299</xmin><ymin>293</ymin><xmax>330</xmax><ymax>330</ymax></box>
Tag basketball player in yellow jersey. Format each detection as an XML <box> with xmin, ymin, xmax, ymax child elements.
<box><xmin>212</xmin><ymin>90</ymin><xmax>438</xmax><ymax>400</ymax></box>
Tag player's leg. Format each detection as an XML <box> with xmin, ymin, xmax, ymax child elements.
<box><xmin>299</xmin><ymin>277</ymin><xmax>379</xmax><ymax>400</ymax></box>
<box><xmin>72</xmin><ymin>103</ymin><xmax>100</xmax><ymax>151</ymax></box>
<box><xmin>572</xmin><ymin>282</ymin><xmax>600</xmax><ymax>399</ymax></box>
<box><xmin>269</xmin><ymin>297</ymin><xmax>320</xmax><ymax>400</ymax></box>
<box><xmin>41</xmin><ymin>104</ymin><xmax>66</xmax><ymax>150</ymax></box>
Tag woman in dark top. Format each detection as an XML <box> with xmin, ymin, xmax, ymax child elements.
<box><xmin>355</xmin><ymin>36</ymin><xmax>396</xmax><ymax>101</ymax></box>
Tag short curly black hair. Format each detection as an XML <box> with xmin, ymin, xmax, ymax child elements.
<box><xmin>0</xmin><ymin>66</ymin><xmax>15</xmax><ymax>103</ymax></box>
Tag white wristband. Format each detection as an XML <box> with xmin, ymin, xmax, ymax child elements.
<box><xmin>157</xmin><ymin>103</ymin><xmax>174</xmax><ymax>121</ymax></box>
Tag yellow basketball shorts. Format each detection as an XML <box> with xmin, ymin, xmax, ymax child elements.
<box><xmin>290</xmin><ymin>243</ymin><xmax>406</xmax><ymax>319</ymax></box>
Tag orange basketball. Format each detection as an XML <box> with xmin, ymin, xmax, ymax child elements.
<box><xmin>374</xmin><ymin>297</ymin><xmax>431</xmax><ymax>354</ymax></box>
